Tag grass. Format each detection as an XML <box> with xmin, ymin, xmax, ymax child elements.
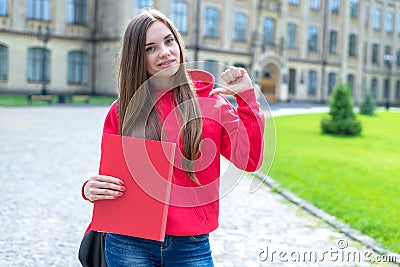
<box><xmin>261</xmin><ymin>111</ymin><xmax>400</xmax><ymax>254</ymax></box>
<box><xmin>0</xmin><ymin>94</ymin><xmax>116</xmax><ymax>106</ymax></box>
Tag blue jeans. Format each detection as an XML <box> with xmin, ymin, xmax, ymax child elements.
<box><xmin>105</xmin><ymin>233</ymin><xmax>214</xmax><ymax>267</ymax></box>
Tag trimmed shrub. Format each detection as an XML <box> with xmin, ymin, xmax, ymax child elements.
<box><xmin>321</xmin><ymin>83</ymin><xmax>362</xmax><ymax>136</ymax></box>
<box><xmin>359</xmin><ymin>90</ymin><xmax>376</xmax><ymax>116</ymax></box>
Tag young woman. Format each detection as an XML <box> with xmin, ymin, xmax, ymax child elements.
<box><xmin>81</xmin><ymin>9</ymin><xmax>265</xmax><ymax>267</ymax></box>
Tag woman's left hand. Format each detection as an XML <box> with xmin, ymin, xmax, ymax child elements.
<box><xmin>209</xmin><ymin>66</ymin><xmax>253</xmax><ymax>96</ymax></box>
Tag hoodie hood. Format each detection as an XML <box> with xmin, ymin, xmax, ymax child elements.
<box><xmin>187</xmin><ymin>69</ymin><xmax>214</xmax><ymax>96</ymax></box>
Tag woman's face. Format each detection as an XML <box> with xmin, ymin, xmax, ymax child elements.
<box><xmin>145</xmin><ymin>20</ymin><xmax>180</xmax><ymax>78</ymax></box>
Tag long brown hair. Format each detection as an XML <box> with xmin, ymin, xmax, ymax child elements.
<box><xmin>117</xmin><ymin>9</ymin><xmax>203</xmax><ymax>184</ymax></box>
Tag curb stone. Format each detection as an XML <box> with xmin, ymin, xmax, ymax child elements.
<box><xmin>254</xmin><ymin>171</ymin><xmax>400</xmax><ymax>265</ymax></box>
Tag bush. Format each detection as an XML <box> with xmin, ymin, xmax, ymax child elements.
<box><xmin>321</xmin><ymin>83</ymin><xmax>362</xmax><ymax>136</ymax></box>
<box><xmin>359</xmin><ymin>90</ymin><xmax>375</xmax><ymax>116</ymax></box>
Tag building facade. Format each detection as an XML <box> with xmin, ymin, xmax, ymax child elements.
<box><xmin>0</xmin><ymin>0</ymin><xmax>399</xmax><ymax>104</ymax></box>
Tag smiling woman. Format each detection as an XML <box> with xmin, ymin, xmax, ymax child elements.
<box><xmin>79</xmin><ymin>8</ymin><xmax>265</xmax><ymax>267</ymax></box>
<box><xmin>145</xmin><ymin>21</ymin><xmax>180</xmax><ymax>79</ymax></box>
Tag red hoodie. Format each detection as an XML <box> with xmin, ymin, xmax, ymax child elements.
<box><xmin>84</xmin><ymin>69</ymin><xmax>265</xmax><ymax>236</ymax></box>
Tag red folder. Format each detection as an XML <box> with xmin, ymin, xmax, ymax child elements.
<box><xmin>91</xmin><ymin>133</ymin><xmax>176</xmax><ymax>241</ymax></box>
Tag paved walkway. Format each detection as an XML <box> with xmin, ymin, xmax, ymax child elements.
<box><xmin>0</xmin><ymin>106</ymin><xmax>397</xmax><ymax>266</ymax></box>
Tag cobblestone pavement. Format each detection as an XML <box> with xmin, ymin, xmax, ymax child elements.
<box><xmin>0</xmin><ymin>106</ymin><xmax>397</xmax><ymax>267</ymax></box>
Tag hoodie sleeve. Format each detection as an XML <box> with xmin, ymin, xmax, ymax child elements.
<box><xmin>103</xmin><ymin>100</ymin><xmax>119</xmax><ymax>135</ymax></box>
<box><xmin>219</xmin><ymin>89</ymin><xmax>265</xmax><ymax>172</ymax></box>
<box><xmin>81</xmin><ymin>100</ymin><xmax>119</xmax><ymax>202</ymax></box>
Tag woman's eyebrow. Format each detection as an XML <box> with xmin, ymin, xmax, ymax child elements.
<box><xmin>145</xmin><ymin>34</ymin><xmax>173</xmax><ymax>46</ymax></box>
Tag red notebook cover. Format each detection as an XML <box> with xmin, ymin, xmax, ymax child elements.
<box><xmin>91</xmin><ymin>133</ymin><xmax>176</xmax><ymax>241</ymax></box>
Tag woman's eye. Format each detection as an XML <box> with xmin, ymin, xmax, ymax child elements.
<box><xmin>166</xmin><ymin>38</ymin><xmax>174</xmax><ymax>44</ymax></box>
<box><xmin>145</xmin><ymin>47</ymin><xmax>154</xmax><ymax>53</ymax></box>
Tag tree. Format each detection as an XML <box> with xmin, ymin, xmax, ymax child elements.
<box><xmin>359</xmin><ymin>89</ymin><xmax>376</xmax><ymax>116</ymax></box>
<box><xmin>321</xmin><ymin>83</ymin><xmax>362</xmax><ymax>135</ymax></box>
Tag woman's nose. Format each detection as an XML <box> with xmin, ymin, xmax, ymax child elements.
<box><xmin>158</xmin><ymin>44</ymin><xmax>171</xmax><ymax>57</ymax></box>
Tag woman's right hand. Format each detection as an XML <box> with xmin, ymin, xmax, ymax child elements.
<box><xmin>83</xmin><ymin>175</ymin><xmax>126</xmax><ymax>201</ymax></box>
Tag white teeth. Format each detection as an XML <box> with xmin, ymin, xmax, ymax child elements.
<box><xmin>159</xmin><ymin>60</ymin><xmax>174</xmax><ymax>66</ymax></box>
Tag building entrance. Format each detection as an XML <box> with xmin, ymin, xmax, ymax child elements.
<box><xmin>260</xmin><ymin>64</ymin><xmax>277</xmax><ymax>102</ymax></box>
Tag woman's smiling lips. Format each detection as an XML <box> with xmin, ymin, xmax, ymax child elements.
<box><xmin>157</xmin><ymin>59</ymin><xmax>176</xmax><ymax>68</ymax></box>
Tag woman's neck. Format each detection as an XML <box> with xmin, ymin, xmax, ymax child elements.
<box><xmin>149</xmin><ymin>76</ymin><xmax>174</xmax><ymax>91</ymax></box>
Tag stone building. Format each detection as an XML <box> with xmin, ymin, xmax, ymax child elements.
<box><xmin>0</xmin><ymin>0</ymin><xmax>399</xmax><ymax>104</ymax></box>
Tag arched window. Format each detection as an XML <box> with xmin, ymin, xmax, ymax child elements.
<box><xmin>27</xmin><ymin>0</ymin><xmax>50</xmax><ymax>21</ymax></box>
<box><xmin>307</xmin><ymin>70</ymin><xmax>317</xmax><ymax>95</ymax></box>
<box><xmin>233</xmin><ymin>12</ymin><xmax>247</xmax><ymax>42</ymax></box>
<box><xmin>204</xmin><ymin>7</ymin><xmax>219</xmax><ymax>38</ymax></box>
<box><xmin>348</xmin><ymin>34</ymin><xmax>357</xmax><ymax>57</ymax></box>
<box><xmin>68</xmin><ymin>51</ymin><xmax>88</xmax><ymax>84</ymax></box>
<box><xmin>28</xmin><ymin>48</ymin><xmax>50</xmax><ymax>82</ymax></box>
<box><xmin>371</xmin><ymin>78</ymin><xmax>378</xmax><ymax>99</ymax></box>
<box><xmin>263</xmin><ymin>18</ymin><xmax>275</xmax><ymax>46</ymax></box>
<box><xmin>171</xmin><ymin>1</ymin><xmax>188</xmax><ymax>34</ymax></box>
<box><xmin>328</xmin><ymin>73</ymin><xmax>336</xmax><ymax>95</ymax></box>
<box><xmin>67</xmin><ymin>0</ymin><xmax>87</xmax><ymax>25</ymax></box>
<box><xmin>0</xmin><ymin>0</ymin><xmax>8</xmax><ymax>16</ymax></box>
<box><xmin>0</xmin><ymin>44</ymin><xmax>8</xmax><ymax>81</ymax></box>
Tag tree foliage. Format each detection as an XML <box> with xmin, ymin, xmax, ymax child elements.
<box><xmin>359</xmin><ymin>90</ymin><xmax>376</xmax><ymax>116</ymax></box>
<box><xmin>321</xmin><ymin>83</ymin><xmax>362</xmax><ymax>136</ymax></box>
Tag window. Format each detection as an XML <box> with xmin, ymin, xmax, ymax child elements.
<box><xmin>204</xmin><ymin>7</ymin><xmax>219</xmax><ymax>38</ymax></box>
<box><xmin>397</xmin><ymin>50</ymin><xmax>400</xmax><ymax>66</ymax></box>
<box><xmin>385</xmin><ymin>12</ymin><xmax>394</xmax><ymax>33</ymax></box>
<box><xmin>383</xmin><ymin>79</ymin><xmax>390</xmax><ymax>99</ymax></box>
<box><xmin>347</xmin><ymin>74</ymin><xmax>354</xmax><ymax>94</ymax></box>
<box><xmin>68</xmin><ymin>51</ymin><xmax>88</xmax><ymax>84</ymax></box>
<box><xmin>0</xmin><ymin>44</ymin><xmax>7</xmax><ymax>81</ymax></box>
<box><xmin>384</xmin><ymin>46</ymin><xmax>392</xmax><ymax>67</ymax></box>
<box><xmin>233</xmin><ymin>12</ymin><xmax>247</xmax><ymax>42</ymax></box>
<box><xmin>310</xmin><ymin>0</ymin><xmax>320</xmax><ymax>10</ymax></box>
<box><xmin>67</xmin><ymin>0</ymin><xmax>87</xmax><ymax>25</ymax></box>
<box><xmin>371</xmin><ymin>78</ymin><xmax>378</xmax><ymax>99</ymax></box>
<box><xmin>350</xmin><ymin>0</ymin><xmax>358</xmax><ymax>18</ymax></box>
<box><xmin>263</xmin><ymin>17</ymin><xmax>275</xmax><ymax>46</ymax></box>
<box><xmin>329</xmin><ymin>31</ymin><xmax>337</xmax><ymax>54</ymax></box>
<box><xmin>308</xmin><ymin>26</ymin><xmax>318</xmax><ymax>52</ymax></box>
<box><xmin>171</xmin><ymin>1</ymin><xmax>188</xmax><ymax>34</ymax></box>
<box><xmin>396</xmin><ymin>81</ymin><xmax>400</xmax><ymax>100</ymax></box>
<box><xmin>288</xmin><ymin>0</ymin><xmax>299</xmax><ymax>6</ymax></box>
<box><xmin>27</xmin><ymin>0</ymin><xmax>50</xmax><ymax>21</ymax></box>
<box><xmin>348</xmin><ymin>34</ymin><xmax>357</xmax><ymax>57</ymax></box>
<box><xmin>307</xmin><ymin>70</ymin><xmax>317</xmax><ymax>95</ymax></box>
<box><xmin>330</xmin><ymin>0</ymin><xmax>340</xmax><ymax>14</ymax></box>
<box><xmin>27</xmin><ymin>48</ymin><xmax>50</xmax><ymax>82</ymax></box>
<box><xmin>372</xmin><ymin>44</ymin><xmax>379</xmax><ymax>64</ymax></box>
<box><xmin>398</xmin><ymin>14</ymin><xmax>400</xmax><ymax>35</ymax></box>
<box><xmin>288</xmin><ymin>69</ymin><xmax>296</xmax><ymax>95</ymax></box>
<box><xmin>204</xmin><ymin>60</ymin><xmax>218</xmax><ymax>87</ymax></box>
<box><xmin>363</xmin><ymin>41</ymin><xmax>367</xmax><ymax>64</ymax></box>
<box><xmin>0</xmin><ymin>0</ymin><xmax>7</xmax><ymax>16</ymax></box>
<box><xmin>372</xmin><ymin>8</ymin><xmax>381</xmax><ymax>30</ymax></box>
<box><xmin>287</xmin><ymin>23</ymin><xmax>297</xmax><ymax>49</ymax></box>
<box><xmin>134</xmin><ymin>0</ymin><xmax>153</xmax><ymax>15</ymax></box>
<box><xmin>328</xmin><ymin>73</ymin><xmax>336</xmax><ymax>95</ymax></box>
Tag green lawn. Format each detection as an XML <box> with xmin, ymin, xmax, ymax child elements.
<box><xmin>261</xmin><ymin>111</ymin><xmax>400</xmax><ymax>254</ymax></box>
<box><xmin>0</xmin><ymin>94</ymin><xmax>116</xmax><ymax>106</ymax></box>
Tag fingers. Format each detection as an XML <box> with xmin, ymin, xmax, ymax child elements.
<box><xmin>91</xmin><ymin>174</ymin><xmax>124</xmax><ymax>185</ymax></box>
<box><xmin>84</xmin><ymin>175</ymin><xmax>126</xmax><ymax>201</ymax></box>
<box><xmin>210</xmin><ymin>66</ymin><xmax>252</xmax><ymax>96</ymax></box>
<box><xmin>209</xmin><ymin>87</ymin><xmax>234</xmax><ymax>96</ymax></box>
<box><xmin>221</xmin><ymin>66</ymin><xmax>244</xmax><ymax>84</ymax></box>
